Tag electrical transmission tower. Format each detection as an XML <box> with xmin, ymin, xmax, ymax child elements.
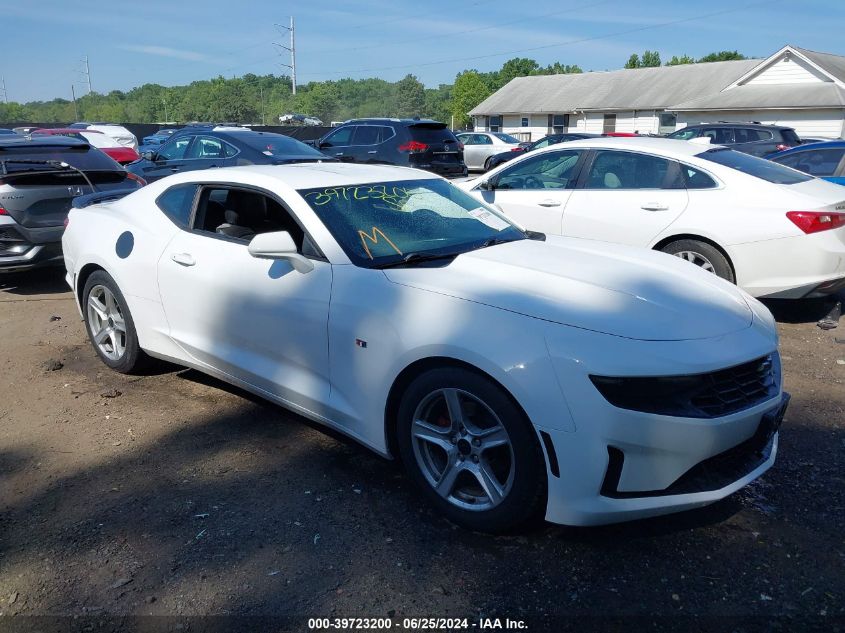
<box><xmin>274</xmin><ymin>17</ymin><xmax>297</xmax><ymax>96</ymax></box>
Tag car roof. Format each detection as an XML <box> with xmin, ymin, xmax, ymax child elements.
<box><xmin>32</xmin><ymin>128</ymin><xmax>104</xmax><ymax>135</ymax></box>
<box><xmin>343</xmin><ymin>118</ymin><xmax>443</xmax><ymax>125</ymax></box>
<box><xmin>0</xmin><ymin>135</ymin><xmax>90</xmax><ymax>149</ymax></box>
<box><xmin>769</xmin><ymin>139</ymin><xmax>845</xmax><ymax>157</ymax></box>
<box><xmin>683</xmin><ymin>122</ymin><xmax>793</xmax><ymax>130</ymax></box>
<box><xmin>160</xmin><ymin>162</ymin><xmax>437</xmax><ymax>190</ymax></box>
<box><xmin>531</xmin><ymin>135</ymin><xmax>717</xmax><ymax>158</ymax></box>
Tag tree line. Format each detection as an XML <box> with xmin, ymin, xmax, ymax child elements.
<box><xmin>0</xmin><ymin>52</ymin><xmax>745</xmax><ymax>128</ymax></box>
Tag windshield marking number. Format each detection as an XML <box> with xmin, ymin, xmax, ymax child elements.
<box><xmin>359</xmin><ymin>227</ymin><xmax>403</xmax><ymax>260</ymax></box>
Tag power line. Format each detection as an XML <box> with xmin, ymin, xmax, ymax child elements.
<box><xmin>297</xmin><ymin>0</ymin><xmax>777</xmax><ymax>77</ymax></box>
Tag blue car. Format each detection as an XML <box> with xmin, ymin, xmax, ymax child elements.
<box><xmin>768</xmin><ymin>141</ymin><xmax>845</xmax><ymax>185</ymax></box>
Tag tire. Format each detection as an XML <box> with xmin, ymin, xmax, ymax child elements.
<box><xmin>483</xmin><ymin>157</ymin><xmax>493</xmax><ymax>171</ymax></box>
<box><xmin>661</xmin><ymin>239</ymin><xmax>734</xmax><ymax>283</ymax></box>
<box><xmin>396</xmin><ymin>367</ymin><xmax>546</xmax><ymax>533</ymax></box>
<box><xmin>82</xmin><ymin>270</ymin><xmax>148</xmax><ymax>374</ymax></box>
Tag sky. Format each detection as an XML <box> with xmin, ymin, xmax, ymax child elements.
<box><xmin>2</xmin><ymin>0</ymin><xmax>843</xmax><ymax>103</ymax></box>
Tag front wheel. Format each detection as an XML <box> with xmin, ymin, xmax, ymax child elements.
<box><xmin>396</xmin><ymin>367</ymin><xmax>546</xmax><ymax>533</ymax></box>
<box><xmin>82</xmin><ymin>270</ymin><xmax>148</xmax><ymax>373</ymax></box>
<box><xmin>661</xmin><ymin>239</ymin><xmax>734</xmax><ymax>283</ymax></box>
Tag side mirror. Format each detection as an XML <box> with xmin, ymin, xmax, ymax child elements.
<box><xmin>303</xmin><ymin>139</ymin><xmax>316</xmax><ymax>147</ymax></box>
<box><xmin>247</xmin><ymin>231</ymin><xmax>315</xmax><ymax>274</ymax></box>
<box><xmin>478</xmin><ymin>178</ymin><xmax>496</xmax><ymax>191</ymax></box>
<box><xmin>141</xmin><ymin>150</ymin><xmax>157</xmax><ymax>161</ymax></box>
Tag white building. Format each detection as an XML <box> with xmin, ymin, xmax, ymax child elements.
<box><xmin>469</xmin><ymin>45</ymin><xmax>845</xmax><ymax>141</ymax></box>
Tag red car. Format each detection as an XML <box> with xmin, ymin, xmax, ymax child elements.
<box><xmin>30</xmin><ymin>128</ymin><xmax>139</xmax><ymax>164</ymax></box>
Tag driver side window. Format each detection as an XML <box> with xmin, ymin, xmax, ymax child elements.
<box><xmin>495</xmin><ymin>150</ymin><xmax>583</xmax><ymax>190</ymax></box>
<box><xmin>191</xmin><ymin>186</ymin><xmax>308</xmax><ymax>252</ymax></box>
<box><xmin>157</xmin><ymin>136</ymin><xmax>192</xmax><ymax>160</ymax></box>
<box><xmin>321</xmin><ymin>126</ymin><xmax>354</xmax><ymax>147</ymax></box>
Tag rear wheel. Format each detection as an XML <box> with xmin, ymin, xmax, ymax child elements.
<box><xmin>82</xmin><ymin>270</ymin><xmax>148</xmax><ymax>373</ymax></box>
<box><xmin>396</xmin><ymin>367</ymin><xmax>546</xmax><ymax>533</ymax></box>
<box><xmin>661</xmin><ymin>239</ymin><xmax>734</xmax><ymax>283</ymax></box>
<box><xmin>483</xmin><ymin>156</ymin><xmax>493</xmax><ymax>171</ymax></box>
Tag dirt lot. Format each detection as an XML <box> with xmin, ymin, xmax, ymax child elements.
<box><xmin>1</xmin><ymin>269</ymin><xmax>843</xmax><ymax>632</ymax></box>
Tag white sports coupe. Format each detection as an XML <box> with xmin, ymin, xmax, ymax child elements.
<box><xmin>63</xmin><ymin>163</ymin><xmax>788</xmax><ymax>531</ymax></box>
<box><xmin>458</xmin><ymin>137</ymin><xmax>845</xmax><ymax>299</ymax></box>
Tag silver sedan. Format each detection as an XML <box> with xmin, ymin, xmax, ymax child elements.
<box><xmin>456</xmin><ymin>132</ymin><xmax>522</xmax><ymax>171</ymax></box>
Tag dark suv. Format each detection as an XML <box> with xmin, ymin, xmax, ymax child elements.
<box><xmin>0</xmin><ymin>136</ymin><xmax>142</xmax><ymax>272</ymax></box>
<box><xmin>311</xmin><ymin>118</ymin><xmax>467</xmax><ymax>177</ymax></box>
<box><xmin>666</xmin><ymin>123</ymin><xmax>801</xmax><ymax>157</ymax></box>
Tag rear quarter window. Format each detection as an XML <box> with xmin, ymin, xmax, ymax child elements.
<box><xmin>698</xmin><ymin>148</ymin><xmax>812</xmax><ymax>184</ymax></box>
<box><xmin>156</xmin><ymin>184</ymin><xmax>198</xmax><ymax>228</ymax></box>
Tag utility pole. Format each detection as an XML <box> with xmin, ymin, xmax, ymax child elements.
<box><xmin>162</xmin><ymin>97</ymin><xmax>168</xmax><ymax>124</ymax></box>
<box><xmin>260</xmin><ymin>84</ymin><xmax>265</xmax><ymax>125</ymax></box>
<box><xmin>82</xmin><ymin>56</ymin><xmax>92</xmax><ymax>94</ymax></box>
<box><xmin>0</xmin><ymin>77</ymin><xmax>7</xmax><ymax>104</ymax></box>
<box><xmin>274</xmin><ymin>17</ymin><xmax>296</xmax><ymax>96</ymax></box>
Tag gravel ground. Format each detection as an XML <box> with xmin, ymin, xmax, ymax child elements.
<box><xmin>0</xmin><ymin>269</ymin><xmax>843</xmax><ymax>633</ymax></box>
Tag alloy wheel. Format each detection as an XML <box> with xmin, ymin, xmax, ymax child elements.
<box><xmin>411</xmin><ymin>388</ymin><xmax>515</xmax><ymax>511</ymax></box>
<box><xmin>87</xmin><ymin>285</ymin><xmax>127</xmax><ymax>361</ymax></box>
<box><xmin>674</xmin><ymin>250</ymin><xmax>716</xmax><ymax>273</ymax></box>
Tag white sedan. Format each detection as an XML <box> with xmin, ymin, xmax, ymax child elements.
<box><xmin>456</xmin><ymin>132</ymin><xmax>522</xmax><ymax>172</ymax></box>
<box><xmin>63</xmin><ymin>163</ymin><xmax>787</xmax><ymax>531</ymax></box>
<box><xmin>458</xmin><ymin>137</ymin><xmax>845</xmax><ymax>298</ymax></box>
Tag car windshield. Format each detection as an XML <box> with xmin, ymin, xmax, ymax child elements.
<box><xmin>698</xmin><ymin>147</ymin><xmax>812</xmax><ymax>184</ymax></box>
<box><xmin>299</xmin><ymin>178</ymin><xmax>525</xmax><ymax>268</ymax></box>
<box><xmin>493</xmin><ymin>133</ymin><xmax>520</xmax><ymax>143</ymax></box>
<box><xmin>237</xmin><ymin>133</ymin><xmax>323</xmax><ymax>157</ymax></box>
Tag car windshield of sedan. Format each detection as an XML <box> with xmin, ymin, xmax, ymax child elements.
<box><xmin>299</xmin><ymin>178</ymin><xmax>525</xmax><ymax>267</ymax></box>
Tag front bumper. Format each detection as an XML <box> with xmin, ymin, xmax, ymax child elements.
<box><xmin>540</xmin><ymin>318</ymin><xmax>782</xmax><ymax>526</ymax></box>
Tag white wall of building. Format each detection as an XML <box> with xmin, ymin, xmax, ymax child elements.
<box><xmin>741</xmin><ymin>56</ymin><xmax>831</xmax><ymax>86</ymax></box>
<box><xmin>676</xmin><ymin>109</ymin><xmax>845</xmax><ymax>139</ymax></box>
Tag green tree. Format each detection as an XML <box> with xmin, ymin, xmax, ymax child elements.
<box><xmin>450</xmin><ymin>71</ymin><xmax>491</xmax><ymax>129</ymax></box>
<box><xmin>543</xmin><ymin>62</ymin><xmax>583</xmax><ymax>74</ymax></box>
<box><xmin>624</xmin><ymin>54</ymin><xmax>641</xmax><ymax>69</ymax></box>
<box><xmin>394</xmin><ymin>74</ymin><xmax>426</xmax><ymax>118</ymax></box>
<box><xmin>666</xmin><ymin>54</ymin><xmax>696</xmax><ymax>66</ymax></box>
<box><xmin>496</xmin><ymin>57</ymin><xmax>541</xmax><ymax>88</ymax></box>
<box><xmin>698</xmin><ymin>50</ymin><xmax>747</xmax><ymax>63</ymax></box>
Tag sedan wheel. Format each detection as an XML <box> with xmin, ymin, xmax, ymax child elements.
<box><xmin>82</xmin><ymin>270</ymin><xmax>148</xmax><ymax>373</ymax></box>
<box><xmin>661</xmin><ymin>238</ymin><xmax>734</xmax><ymax>283</ymax></box>
<box><xmin>397</xmin><ymin>367</ymin><xmax>546</xmax><ymax>533</ymax></box>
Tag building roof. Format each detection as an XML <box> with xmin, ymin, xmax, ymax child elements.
<box><xmin>793</xmin><ymin>46</ymin><xmax>845</xmax><ymax>83</ymax></box>
<box><xmin>469</xmin><ymin>59</ymin><xmax>758</xmax><ymax>115</ymax></box>
<box><xmin>670</xmin><ymin>83</ymin><xmax>845</xmax><ymax>111</ymax></box>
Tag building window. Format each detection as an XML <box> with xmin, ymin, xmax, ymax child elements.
<box><xmin>603</xmin><ymin>114</ymin><xmax>617</xmax><ymax>133</ymax></box>
<box><xmin>658</xmin><ymin>112</ymin><xmax>677</xmax><ymax>135</ymax></box>
<box><xmin>549</xmin><ymin>114</ymin><xmax>569</xmax><ymax>134</ymax></box>
<box><xmin>488</xmin><ymin>115</ymin><xmax>502</xmax><ymax>132</ymax></box>
<box><xmin>521</xmin><ymin>116</ymin><xmax>529</xmax><ymax>128</ymax></box>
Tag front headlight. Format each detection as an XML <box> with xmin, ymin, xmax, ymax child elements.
<box><xmin>590</xmin><ymin>353</ymin><xmax>781</xmax><ymax>419</ymax></box>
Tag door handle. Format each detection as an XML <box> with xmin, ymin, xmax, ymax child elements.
<box><xmin>169</xmin><ymin>166</ymin><xmax>181</xmax><ymax>172</ymax></box>
<box><xmin>367</xmin><ymin>150</ymin><xmax>378</xmax><ymax>154</ymax></box>
<box><xmin>335</xmin><ymin>152</ymin><xmax>344</xmax><ymax>156</ymax></box>
<box><xmin>641</xmin><ymin>202</ymin><xmax>669</xmax><ymax>211</ymax></box>
<box><xmin>538</xmin><ymin>199</ymin><xmax>561</xmax><ymax>207</ymax></box>
<box><xmin>170</xmin><ymin>252</ymin><xmax>195</xmax><ymax>266</ymax></box>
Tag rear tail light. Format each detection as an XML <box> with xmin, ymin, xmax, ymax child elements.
<box><xmin>0</xmin><ymin>204</ymin><xmax>7</xmax><ymax>215</ymax></box>
<box><xmin>457</xmin><ymin>142</ymin><xmax>464</xmax><ymax>150</ymax></box>
<box><xmin>786</xmin><ymin>211</ymin><xmax>845</xmax><ymax>234</ymax></box>
<box><xmin>398</xmin><ymin>140</ymin><xmax>428</xmax><ymax>153</ymax></box>
<box><xmin>63</xmin><ymin>215</ymin><xmax>70</xmax><ymax>229</ymax></box>
<box><xmin>775</xmin><ymin>144</ymin><xmax>791</xmax><ymax>152</ymax></box>
<box><xmin>125</xmin><ymin>172</ymin><xmax>147</xmax><ymax>187</ymax></box>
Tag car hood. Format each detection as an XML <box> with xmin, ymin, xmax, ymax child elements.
<box><xmin>382</xmin><ymin>237</ymin><xmax>753</xmax><ymax>341</ymax></box>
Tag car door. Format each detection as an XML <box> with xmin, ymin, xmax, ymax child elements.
<box><xmin>457</xmin><ymin>134</ymin><xmax>478</xmax><ymax>169</ymax></box>
<box><xmin>464</xmin><ymin>134</ymin><xmax>494</xmax><ymax>170</ymax></box>
<box><xmin>317</xmin><ymin>126</ymin><xmax>356</xmax><ymax>162</ymax></box>
<box><xmin>561</xmin><ymin>149</ymin><xmax>689</xmax><ymax>246</ymax></box>
<box><xmin>140</xmin><ymin>135</ymin><xmax>194</xmax><ymax>181</ymax></box>
<box><xmin>156</xmin><ymin>184</ymin><xmax>333</xmax><ymax>412</ymax></box>
<box><xmin>476</xmin><ymin>149</ymin><xmax>586</xmax><ymax>234</ymax></box>
<box><xmin>348</xmin><ymin>125</ymin><xmax>383</xmax><ymax>163</ymax></box>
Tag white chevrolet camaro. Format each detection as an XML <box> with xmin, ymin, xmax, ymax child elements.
<box><xmin>63</xmin><ymin>163</ymin><xmax>788</xmax><ymax>532</ymax></box>
<box><xmin>457</xmin><ymin>137</ymin><xmax>845</xmax><ymax>299</ymax></box>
